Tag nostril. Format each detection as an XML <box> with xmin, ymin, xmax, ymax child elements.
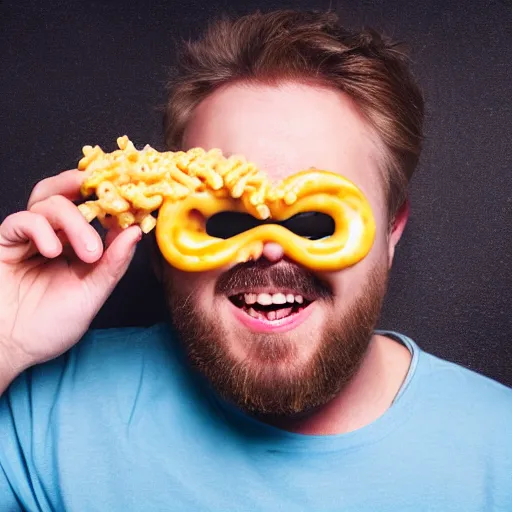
<box><xmin>261</xmin><ymin>242</ymin><xmax>285</xmax><ymax>262</ymax></box>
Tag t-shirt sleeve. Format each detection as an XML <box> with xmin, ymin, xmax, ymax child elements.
<box><xmin>0</xmin><ymin>448</ymin><xmax>23</xmax><ymax>512</ymax></box>
<box><xmin>0</xmin><ymin>355</ymin><xmax>71</xmax><ymax>511</ymax></box>
<box><xmin>0</xmin><ymin>371</ymin><xmax>39</xmax><ymax>511</ymax></box>
<box><xmin>0</xmin><ymin>470</ymin><xmax>22</xmax><ymax>511</ymax></box>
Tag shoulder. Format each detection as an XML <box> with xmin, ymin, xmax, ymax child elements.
<box><xmin>414</xmin><ymin>344</ymin><xmax>512</xmax><ymax>441</ymax></box>
<box><xmin>4</xmin><ymin>322</ymin><xmax>181</xmax><ymax>407</ymax></box>
<box><xmin>387</xmin><ymin>330</ymin><xmax>512</xmax><ymax>444</ymax></box>
<box><xmin>1</xmin><ymin>322</ymin><xmax>198</xmax><ymax>446</ymax></box>
<box><xmin>420</xmin><ymin>348</ymin><xmax>512</xmax><ymax>404</ymax></box>
<box><xmin>54</xmin><ymin>322</ymin><xmax>176</xmax><ymax>373</ymax></box>
<box><xmin>72</xmin><ymin>322</ymin><xmax>173</xmax><ymax>364</ymax></box>
<box><xmin>78</xmin><ymin>322</ymin><xmax>172</xmax><ymax>350</ymax></box>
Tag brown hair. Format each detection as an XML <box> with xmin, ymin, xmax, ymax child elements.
<box><xmin>163</xmin><ymin>9</ymin><xmax>424</xmax><ymax>218</ymax></box>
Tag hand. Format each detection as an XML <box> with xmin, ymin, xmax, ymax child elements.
<box><xmin>0</xmin><ymin>169</ymin><xmax>141</xmax><ymax>386</ymax></box>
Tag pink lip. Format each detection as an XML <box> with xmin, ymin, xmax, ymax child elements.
<box><xmin>228</xmin><ymin>300</ymin><xmax>316</xmax><ymax>333</ymax></box>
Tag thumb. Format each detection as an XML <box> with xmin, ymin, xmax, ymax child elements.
<box><xmin>85</xmin><ymin>225</ymin><xmax>142</xmax><ymax>293</ymax></box>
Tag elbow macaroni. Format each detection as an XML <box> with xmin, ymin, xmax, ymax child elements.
<box><xmin>77</xmin><ymin>136</ymin><xmax>376</xmax><ymax>272</ymax></box>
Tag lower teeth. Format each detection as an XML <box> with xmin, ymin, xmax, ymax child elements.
<box><xmin>246</xmin><ymin>306</ymin><xmax>296</xmax><ymax>321</ymax></box>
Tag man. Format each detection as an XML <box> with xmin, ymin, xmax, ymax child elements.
<box><xmin>0</xmin><ymin>9</ymin><xmax>510</xmax><ymax>511</ymax></box>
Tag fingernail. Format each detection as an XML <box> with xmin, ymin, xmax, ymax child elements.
<box><xmin>85</xmin><ymin>239</ymin><xmax>98</xmax><ymax>252</ymax></box>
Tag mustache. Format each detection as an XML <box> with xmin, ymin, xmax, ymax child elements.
<box><xmin>214</xmin><ymin>259</ymin><xmax>333</xmax><ymax>299</ymax></box>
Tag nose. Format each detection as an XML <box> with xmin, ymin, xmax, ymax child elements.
<box><xmin>261</xmin><ymin>242</ymin><xmax>285</xmax><ymax>263</ymax></box>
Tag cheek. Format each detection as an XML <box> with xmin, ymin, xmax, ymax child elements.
<box><xmin>362</xmin><ymin>198</ymin><xmax>391</xmax><ymax>269</ymax></box>
<box><xmin>319</xmin><ymin>222</ymin><xmax>389</xmax><ymax>300</ymax></box>
<box><xmin>369</xmin><ymin>221</ymin><xmax>390</xmax><ymax>264</ymax></box>
<box><xmin>362</xmin><ymin>173</ymin><xmax>391</xmax><ymax>263</ymax></box>
<box><xmin>164</xmin><ymin>267</ymin><xmax>219</xmax><ymax>309</ymax></box>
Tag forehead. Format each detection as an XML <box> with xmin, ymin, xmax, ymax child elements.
<box><xmin>182</xmin><ymin>81</ymin><xmax>385</xmax><ymax>209</ymax></box>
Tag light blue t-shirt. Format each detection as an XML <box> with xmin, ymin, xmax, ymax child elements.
<box><xmin>1</xmin><ymin>322</ymin><xmax>511</xmax><ymax>511</ymax></box>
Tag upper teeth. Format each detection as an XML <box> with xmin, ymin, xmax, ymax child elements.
<box><xmin>243</xmin><ymin>292</ymin><xmax>304</xmax><ymax>306</ymax></box>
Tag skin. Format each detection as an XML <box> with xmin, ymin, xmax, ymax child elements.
<box><xmin>164</xmin><ymin>80</ymin><xmax>412</xmax><ymax>434</ymax></box>
<box><xmin>0</xmin><ymin>79</ymin><xmax>411</xmax><ymax>436</ymax></box>
<box><xmin>0</xmin><ymin>171</ymin><xmax>141</xmax><ymax>395</ymax></box>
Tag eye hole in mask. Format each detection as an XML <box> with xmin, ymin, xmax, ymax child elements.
<box><xmin>206</xmin><ymin>211</ymin><xmax>335</xmax><ymax>240</ymax></box>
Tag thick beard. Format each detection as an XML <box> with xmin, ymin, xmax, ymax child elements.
<box><xmin>165</xmin><ymin>262</ymin><xmax>389</xmax><ymax>418</ymax></box>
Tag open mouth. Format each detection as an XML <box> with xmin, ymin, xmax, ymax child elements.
<box><xmin>229</xmin><ymin>291</ymin><xmax>313</xmax><ymax>322</ymax></box>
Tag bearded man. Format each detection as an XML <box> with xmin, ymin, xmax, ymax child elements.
<box><xmin>0</xmin><ymin>9</ymin><xmax>510</xmax><ymax>512</ymax></box>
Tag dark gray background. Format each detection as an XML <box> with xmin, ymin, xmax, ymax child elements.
<box><xmin>1</xmin><ymin>0</ymin><xmax>511</xmax><ymax>386</ymax></box>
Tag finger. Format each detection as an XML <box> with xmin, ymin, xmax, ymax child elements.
<box><xmin>0</xmin><ymin>211</ymin><xmax>62</xmax><ymax>262</ymax></box>
<box><xmin>104</xmin><ymin>225</ymin><xmax>123</xmax><ymax>248</ymax></box>
<box><xmin>27</xmin><ymin>169</ymin><xmax>85</xmax><ymax>209</ymax></box>
<box><xmin>55</xmin><ymin>231</ymin><xmax>79</xmax><ymax>261</ymax></box>
<box><xmin>84</xmin><ymin>225</ymin><xmax>142</xmax><ymax>294</ymax></box>
<box><xmin>29</xmin><ymin>195</ymin><xmax>103</xmax><ymax>263</ymax></box>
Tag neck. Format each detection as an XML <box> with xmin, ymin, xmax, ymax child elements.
<box><xmin>255</xmin><ymin>334</ymin><xmax>412</xmax><ymax>435</ymax></box>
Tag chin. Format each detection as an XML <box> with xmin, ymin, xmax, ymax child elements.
<box><xmin>165</xmin><ymin>259</ymin><xmax>388</xmax><ymax>416</ymax></box>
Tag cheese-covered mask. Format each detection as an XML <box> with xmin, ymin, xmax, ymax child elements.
<box><xmin>77</xmin><ymin>136</ymin><xmax>376</xmax><ymax>272</ymax></box>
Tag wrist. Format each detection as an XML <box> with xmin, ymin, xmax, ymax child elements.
<box><xmin>0</xmin><ymin>339</ymin><xmax>29</xmax><ymax>395</ymax></box>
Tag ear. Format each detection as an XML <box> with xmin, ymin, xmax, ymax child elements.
<box><xmin>387</xmin><ymin>198</ymin><xmax>410</xmax><ymax>268</ymax></box>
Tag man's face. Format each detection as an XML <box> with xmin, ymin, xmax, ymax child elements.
<box><xmin>163</xmin><ymin>81</ymin><xmax>398</xmax><ymax>418</ymax></box>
